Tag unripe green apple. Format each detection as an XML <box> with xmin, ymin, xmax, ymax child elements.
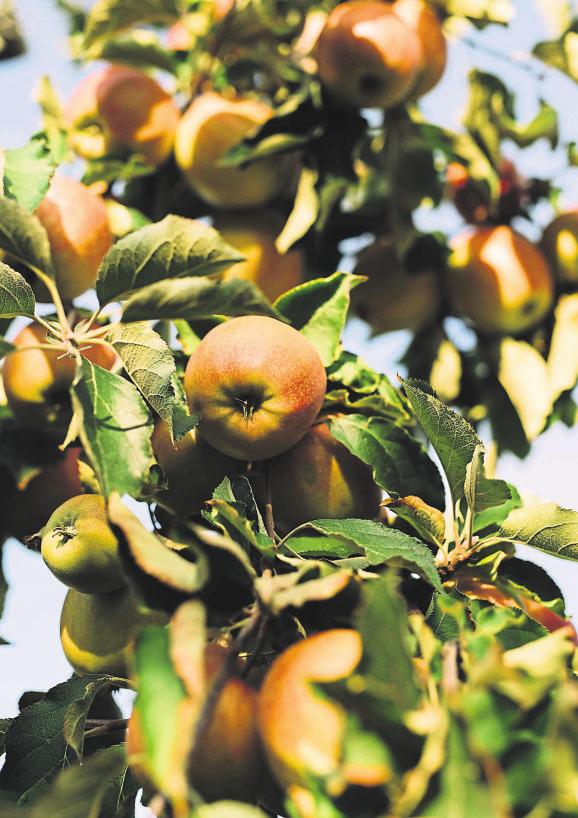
<box><xmin>541</xmin><ymin>210</ymin><xmax>578</xmax><ymax>286</ymax></box>
<box><xmin>184</xmin><ymin>315</ymin><xmax>327</xmax><ymax>460</ymax></box>
<box><xmin>2</xmin><ymin>447</ymin><xmax>85</xmax><ymax>542</ymax></box>
<box><xmin>151</xmin><ymin>419</ymin><xmax>243</xmax><ymax>515</ymax></box>
<box><xmin>213</xmin><ymin>211</ymin><xmax>304</xmax><ymax>302</ymax></box>
<box><xmin>60</xmin><ymin>586</ymin><xmax>143</xmax><ymax>677</ymax></box>
<box><xmin>259</xmin><ymin>629</ymin><xmax>388</xmax><ymax>793</ymax></box>
<box><xmin>391</xmin><ymin>0</ymin><xmax>446</xmax><ymax>97</ymax></box>
<box><xmin>315</xmin><ymin>1</ymin><xmax>422</xmax><ymax>109</ymax></box>
<box><xmin>41</xmin><ymin>494</ymin><xmax>124</xmax><ymax>594</ymax></box>
<box><xmin>446</xmin><ymin>225</ymin><xmax>555</xmax><ymax>335</ymax></box>
<box><xmin>264</xmin><ymin>418</ymin><xmax>382</xmax><ymax>533</ymax></box>
<box><xmin>351</xmin><ymin>236</ymin><xmax>441</xmax><ymax>333</ymax></box>
<box><xmin>64</xmin><ymin>64</ymin><xmax>181</xmax><ymax>167</ymax></box>
<box><xmin>174</xmin><ymin>93</ymin><xmax>298</xmax><ymax>209</ymax></box>
<box><xmin>35</xmin><ymin>175</ymin><xmax>113</xmax><ymax>301</ymax></box>
<box><xmin>2</xmin><ymin>321</ymin><xmax>117</xmax><ymax>434</ymax></box>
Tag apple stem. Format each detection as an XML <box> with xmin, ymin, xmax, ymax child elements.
<box><xmin>263</xmin><ymin>460</ymin><xmax>277</xmax><ymax>542</ymax></box>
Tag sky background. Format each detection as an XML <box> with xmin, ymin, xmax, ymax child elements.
<box><xmin>1</xmin><ymin>0</ymin><xmax>578</xmax><ymax>728</ymax></box>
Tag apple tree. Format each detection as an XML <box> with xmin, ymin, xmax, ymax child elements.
<box><xmin>0</xmin><ymin>1</ymin><xmax>577</xmax><ymax>817</ymax></box>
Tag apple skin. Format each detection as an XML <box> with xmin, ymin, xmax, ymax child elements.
<box><xmin>2</xmin><ymin>447</ymin><xmax>84</xmax><ymax>542</ymax></box>
<box><xmin>151</xmin><ymin>420</ymin><xmax>243</xmax><ymax>515</ymax></box>
<box><xmin>259</xmin><ymin>629</ymin><xmax>387</xmax><ymax>793</ymax></box>
<box><xmin>2</xmin><ymin>321</ymin><xmax>117</xmax><ymax>435</ymax></box>
<box><xmin>263</xmin><ymin>419</ymin><xmax>382</xmax><ymax>533</ymax></box>
<box><xmin>351</xmin><ymin>236</ymin><xmax>441</xmax><ymax>333</ymax></box>
<box><xmin>64</xmin><ymin>64</ymin><xmax>181</xmax><ymax>167</ymax></box>
<box><xmin>213</xmin><ymin>211</ymin><xmax>304</xmax><ymax>302</ymax></box>
<box><xmin>446</xmin><ymin>225</ymin><xmax>555</xmax><ymax>335</ymax></box>
<box><xmin>392</xmin><ymin>0</ymin><xmax>446</xmax><ymax>97</ymax></box>
<box><xmin>35</xmin><ymin>175</ymin><xmax>113</xmax><ymax>301</ymax></box>
<box><xmin>41</xmin><ymin>494</ymin><xmax>124</xmax><ymax>594</ymax></box>
<box><xmin>127</xmin><ymin>643</ymin><xmax>265</xmax><ymax>802</ymax></box>
<box><xmin>174</xmin><ymin>93</ymin><xmax>298</xmax><ymax>210</ymax></box>
<box><xmin>541</xmin><ymin>210</ymin><xmax>578</xmax><ymax>286</ymax></box>
<box><xmin>315</xmin><ymin>1</ymin><xmax>422</xmax><ymax>110</ymax></box>
<box><xmin>184</xmin><ymin>315</ymin><xmax>327</xmax><ymax>461</ymax></box>
<box><xmin>60</xmin><ymin>586</ymin><xmax>142</xmax><ymax>677</ymax></box>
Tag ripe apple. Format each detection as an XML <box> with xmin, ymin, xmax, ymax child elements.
<box><xmin>2</xmin><ymin>447</ymin><xmax>84</xmax><ymax>542</ymax></box>
<box><xmin>41</xmin><ymin>494</ymin><xmax>124</xmax><ymax>594</ymax></box>
<box><xmin>351</xmin><ymin>236</ymin><xmax>441</xmax><ymax>333</ymax></box>
<box><xmin>35</xmin><ymin>175</ymin><xmax>113</xmax><ymax>301</ymax></box>
<box><xmin>2</xmin><ymin>321</ymin><xmax>117</xmax><ymax>434</ymax></box>
<box><xmin>263</xmin><ymin>418</ymin><xmax>382</xmax><ymax>533</ymax></box>
<box><xmin>259</xmin><ymin>629</ymin><xmax>388</xmax><ymax>792</ymax></box>
<box><xmin>213</xmin><ymin>211</ymin><xmax>304</xmax><ymax>302</ymax></box>
<box><xmin>64</xmin><ymin>64</ymin><xmax>181</xmax><ymax>167</ymax></box>
<box><xmin>391</xmin><ymin>0</ymin><xmax>446</xmax><ymax>97</ymax></box>
<box><xmin>151</xmin><ymin>420</ymin><xmax>243</xmax><ymax>515</ymax></box>
<box><xmin>541</xmin><ymin>210</ymin><xmax>578</xmax><ymax>286</ymax></box>
<box><xmin>446</xmin><ymin>225</ymin><xmax>555</xmax><ymax>335</ymax></box>
<box><xmin>127</xmin><ymin>643</ymin><xmax>265</xmax><ymax>801</ymax></box>
<box><xmin>184</xmin><ymin>315</ymin><xmax>327</xmax><ymax>460</ymax></box>
<box><xmin>315</xmin><ymin>1</ymin><xmax>422</xmax><ymax>110</ymax></box>
<box><xmin>60</xmin><ymin>586</ymin><xmax>143</xmax><ymax>676</ymax></box>
<box><xmin>174</xmin><ymin>92</ymin><xmax>298</xmax><ymax>209</ymax></box>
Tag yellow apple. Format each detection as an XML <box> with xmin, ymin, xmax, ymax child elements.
<box><xmin>541</xmin><ymin>210</ymin><xmax>578</xmax><ymax>286</ymax></box>
<box><xmin>391</xmin><ymin>0</ymin><xmax>446</xmax><ymax>97</ymax></box>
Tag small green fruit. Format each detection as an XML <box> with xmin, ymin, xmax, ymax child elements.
<box><xmin>41</xmin><ymin>494</ymin><xmax>124</xmax><ymax>593</ymax></box>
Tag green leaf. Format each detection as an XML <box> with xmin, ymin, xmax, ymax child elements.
<box><xmin>305</xmin><ymin>519</ymin><xmax>441</xmax><ymax>589</ymax></box>
<box><xmin>0</xmin><ymin>337</ymin><xmax>15</xmax><ymax>358</ymax></box>
<box><xmin>193</xmin><ymin>804</ymin><xmax>270</xmax><ymax>818</ymax></box>
<box><xmin>71</xmin><ymin>359</ymin><xmax>154</xmax><ymax>498</ymax></box>
<box><xmin>133</xmin><ymin>626</ymin><xmax>188</xmax><ymax>801</ymax></box>
<box><xmin>109</xmin><ymin>322</ymin><xmax>196</xmax><ymax>439</ymax></box>
<box><xmin>533</xmin><ymin>20</ymin><xmax>578</xmax><ymax>82</ymax></box>
<box><xmin>0</xmin><ymin>261</ymin><xmax>35</xmax><ymax>318</ymax></box>
<box><xmin>357</xmin><ymin>573</ymin><xmax>420</xmax><ymax>710</ymax></box>
<box><xmin>26</xmin><ymin>745</ymin><xmax>136</xmax><ymax>818</ymax></box>
<box><xmin>96</xmin><ymin>215</ymin><xmax>242</xmax><ymax>305</ymax></box>
<box><xmin>275</xmin><ymin>165</ymin><xmax>318</xmax><ymax>253</ymax></box>
<box><xmin>500</xmin><ymin>503</ymin><xmax>578</xmax><ymax>562</ymax></box>
<box><xmin>63</xmin><ymin>677</ymin><xmax>125</xmax><ymax>762</ymax></box>
<box><xmin>497</xmin><ymin>338</ymin><xmax>553</xmax><ymax>441</ymax></box>
<box><xmin>93</xmin><ymin>30</ymin><xmax>178</xmax><ymax>73</ymax></box>
<box><xmin>82</xmin><ymin>0</ymin><xmax>183</xmax><ymax>51</ymax></box>
<box><xmin>464</xmin><ymin>444</ymin><xmax>511</xmax><ymax>516</ymax></box>
<box><xmin>121</xmin><ymin>277</ymin><xmax>280</xmax><ymax>322</ymax></box>
<box><xmin>547</xmin><ymin>293</ymin><xmax>578</xmax><ymax>403</ymax></box>
<box><xmin>402</xmin><ymin>378</ymin><xmax>482</xmax><ymax>507</ymax></box>
<box><xmin>256</xmin><ymin>565</ymin><xmax>353</xmax><ymax>615</ymax></box>
<box><xmin>109</xmin><ymin>493</ymin><xmax>209</xmax><ymax>593</ymax></box>
<box><xmin>275</xmin><ymin>272</ymin><xmax>364</xmax><ymax>366</ymax></box>
<box><xmin>441</xmin><ymin>0</ymin><xmax>513</xmax><ymax>24</ymax></box>
<box><xmin>82</xmin><ymin>155</ymin><xmax>155</xmax><ymax>186</ymax></box>
<box><xmin>0</xmin><ymin>675</ymin><xmax>114</xmax><ymax>803</ymax></box>
<box><xmin>2</xmin><ymin>134</ymin><xmax>56</xmax><ymax>212</ymax></box>
<box><xmin>384</xmin><ymin>496</ymin><xmax>446</xmax><ymax>546</ymax></box>
<box><xmin>0</xmin><ymin>195</ymin><xmax>54</xmax><ymax>278</ymax></box>
<box><xmin>329</xmin><ymin>413</ymin><xmax>445</xmax><ymax>510</ymax></box>
<box><xmin>473</xmin><ymin>483</ymin><xmax>521</xmax><ymax>532</ymax></box>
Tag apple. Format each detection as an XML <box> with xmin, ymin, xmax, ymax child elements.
<box><xmin>391</xmin><ymin>0</ymin><xmax>446</xmax><ymax>97</ymax></box>
<box><xmin>1</xmin><ymin>447</ymin><xmax>84</xmax><ymax>542</ymax></box>
<box><xmin>446</xmin><ymin>225</ymin><xmax>555</xmax><ymax>335</ymax></box>
<box><xmin>60</xmin><ymin>586</ymin><xmax>143</xmax><ymax>676</ymax></box>
<box><xmin>64</xmin><ymin>64</ymin><xmax>181</xmax><ymax>167</ymax></box>
<box><xmin>127</xmin><ymin>643</ymin><xmax>265</xmax><ymax>801</ymax></box>
<box><xmin>351</xmin><ymin>236</ymin><xmax>441</xmax><ymax>333</ymax></box>
<box><xmin>151</xmin><ymin>419</ymin><xmax>243</xmax><ymax>515</ymax></box>
<box><xmin>315</xmin><ymin>1</ymin><xmax>422</xmax><ymax>109</ymax></box>
<box><xmin>184</xmin><ymin>315</ymin><xmax>327</xmax><ymax>460</ymax></box>
<box><xmin>262</xmin><ymin>418</ymin><xmax>382</xmax><ymax>533</ymax></box>
<box><xmin>2</xmin><ymin>321</ymin><xmax>117</xmax><ymax>435</ymax></box>
<box><xmin>35</xmin><ymin>175</ymin><xmax>113</xmax><ymax>301</ymax></box>
<box><xmin>41</xmin><ymin>494</ymin><xmax>124</xmax><ymax>594</ymax></box>
<box><xmin>174</xmin><ymin>92</ymin><xmax>298</xmax><ymax>209</ymax></box>
<box><xmin>213</xmin><ymin>211</ymin><xmax>304</xmax><ymax>302</ymax></box>
<box><xmin>541</xmin><ymin>210</ymin><xmax>578</xmax><ymax>286</ymax></box>
<box><xmin>259</xmin><ymin>629</ymin><xmax>388</xmax><ymax>792</ymax></box>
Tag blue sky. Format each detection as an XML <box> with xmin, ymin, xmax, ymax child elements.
<box><xmin>1</xmin><ymin>0</ymin><xmax>578</xmax><ymax>718</ymax></box>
